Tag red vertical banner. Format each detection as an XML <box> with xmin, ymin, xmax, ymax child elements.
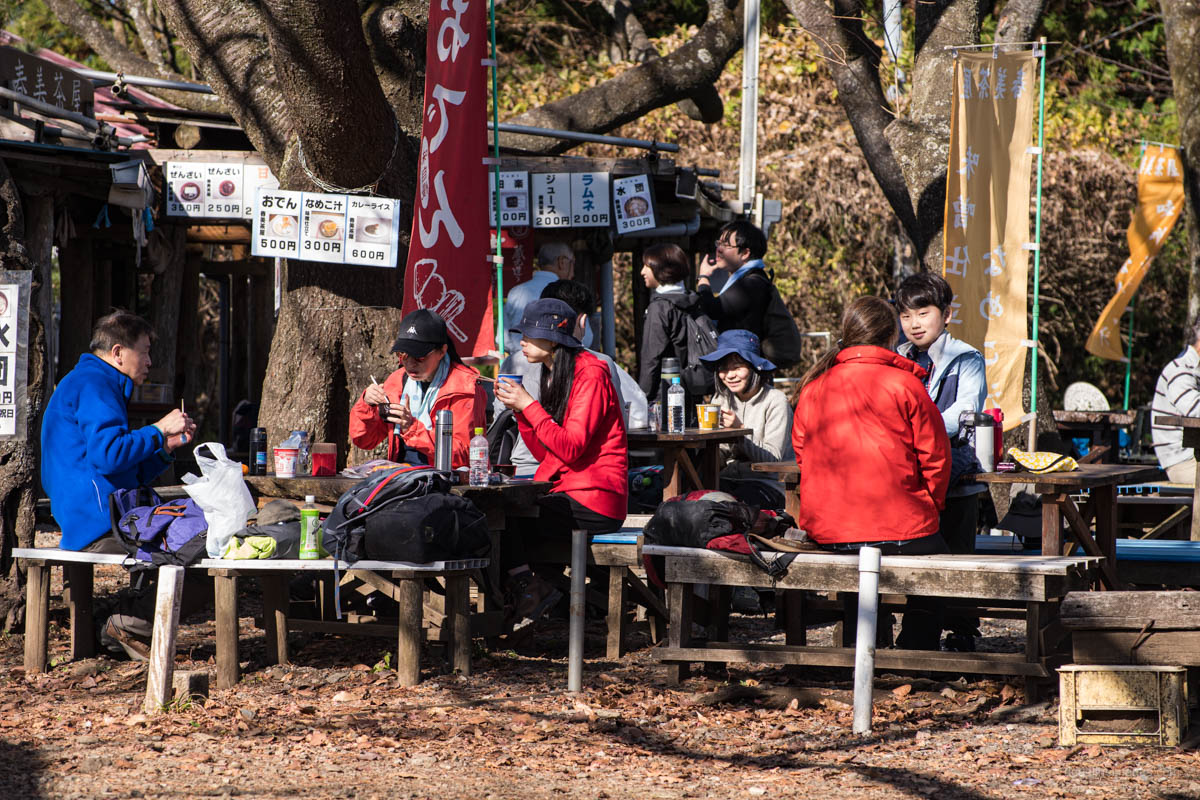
<box><xmin>402</xmin><ymin>0</ymin><xmax>493</xmax><ymax>357</ymax></box>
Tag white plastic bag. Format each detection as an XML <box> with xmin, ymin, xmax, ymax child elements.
<box><xmin>182</xmin><ymin>442</ymin><xmax>257</xmax><ymax>558</ymax></box>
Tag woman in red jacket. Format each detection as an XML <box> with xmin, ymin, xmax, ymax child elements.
<box><xmin>792</xmin><ymin>296</ymin><xmax>951</xmax><ymax>649</ymax></box>
<box><xmin>495</xmin><ymin>298</ymin><xmax>629</xmax><ymax>628</ymax></box>
<box><xmin>349</xmin><ymin>309</ymin><xmax>486</xmax><ymax>468</ymax></box>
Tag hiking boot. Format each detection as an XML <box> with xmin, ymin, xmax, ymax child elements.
<box><xmin>508</xmin><ymin>572</ymin><xmax>562</xmax><ymax>632</ymax></box>
<box><xmin>101</xmin><ymin>618</ymin><xmax>151</xmax><ymax>662</ymax></box>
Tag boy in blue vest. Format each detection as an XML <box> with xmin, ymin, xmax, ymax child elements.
<box><xmin>895</xmin><ymin>273</ymin><xmax>988</xmax><ymax>652</ymax></box>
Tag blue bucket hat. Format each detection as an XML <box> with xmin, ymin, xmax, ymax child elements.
<box><xmin>509</xmin><ymin>298</ymin><xmax>582</xmax><ymax>348</ymax></box>
<box><xmin>699</xmin><ymin>329</ymin><xmax>776</xmax><ymax>372</ymax></box>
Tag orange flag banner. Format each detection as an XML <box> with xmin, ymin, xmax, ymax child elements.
<box><xmin>1085</xmin><ymin>146</ymin><xmax>1185</xmax><ymax>361</ymax></box>
<box><xmin>943</xmin><ymin>52</ymin><xmax>1037</xmax><ymax>430</ymax></box>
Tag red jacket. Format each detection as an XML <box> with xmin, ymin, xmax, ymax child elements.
<box><xmin>791</xmin><ymin>345</ymin><xmax>950</xmax><ymax>545</ymax></box>
<box><xmin>517</xmin><ymin>350</ymin><xmax>628</xmax><ymax>520</ymax></box>
<box><xmin>349</xmin><ymin>359</ymin><xmax>487</xmax><ymax>468</ymax></box>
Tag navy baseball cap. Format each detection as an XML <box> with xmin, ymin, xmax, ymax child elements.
<box><xmin>509</xmin><ymin>298</ymin><xmax>582</xmax><ymax>348</ymax></box>
<box><xmin>699</xmin><ymin>329</ymin><xmax>776</xmax><ymax>371</ymax></box>
<box><xmin>391</xmin><ymin>309</ymin><xmax>449</xmax><ymax>357</ymax></box>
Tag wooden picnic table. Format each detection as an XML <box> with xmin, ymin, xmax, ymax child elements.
<box><xmin>750</xmin><ymin>460</ymin><xmax>800</xmax><ymax>519</ymax></box>
<box><xmin>1154</xmin><ymin>415</ymin><xmax>1200</xmax><ymax>542</ymax></box>
<box><xmin>1053</xmin><ymin>409</ymin><xmax>1138</xmax><ymax>463</ymax></box>
<box><xmin>241</xmin><ymin>475</ymin><xmax>551</xmax><ymax>637</ymax></box>
<box><xmin>975</xmin><ymin>463</ymin><xmax>1162</xmax><ymax>589</ymax></box>
<box><xmin>626</xmin><ymin>427</ymin><xmax>751</xmax><ymax>498</ymax></box>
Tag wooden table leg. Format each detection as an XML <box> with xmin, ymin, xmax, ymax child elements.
<box><xmin>702</xmin><ymin>442</ymin><xmax>721</xmax><ymax>489</ymax></box>
<box><xmin>606</xmin><ymin>566</ymin><xmax>627</xmax><ymax>660</ymax></box>
<box><xmin>144</xmin><ymin>566</ymin><xmax>184</xmax><ymax>714</ymax></box>
<box><xmin>1191</xmin><ymin>456</ymin><xmax>1200</xmax><ymax>541</ymax></box>
<box><xmin>665</xmin><ymin>581</ymin><xmax>693</xmax><ymax>685</ymax></box>
<box><xmin>445</xmin><ymin>574</ymin><xmax>471</xmax><ymax>676</ymax></box>
<box><xmin>64</xmin><ymin>563</ymin><xmax>94</xmax><ymax>660</ymax></box>
<box><xmin>1025</xmin><ymin>601</ymin><xmax>1045</xmax><ymax>703</ymax></box>
<box><xmin>24</xmin><ymin>562</ymin><xmax>48</xmax><ymax>674</ymax></box>
<box><xmin>260</xmin><ymin>573</ymin><xmax>290</xmax><ymax>666</ymax></box>
<box><xmin>662</xmin><ymin>447</ymin><xmax>682</xmax><ymax>500</ymax></box>
<box><xmin>396</xmin><ymin>577</ymin><xmax>423</xmax><ymax>686</ymax></box>
<box><xmin>1093</xmin><ymin>485</ymin><xmax>1118</xmax><ymax>565</ymax></box>
<box><xmin>783</xmin><ymin>590</ymin><xmax>806</xmax><ymax>646</ymax></box>
<box><xmin>785</xmin><ymin>480</ymin><xmax>801</xmax><ymax>521</ymax></box>
<box><xmin>1041</xmin><ymin>493</ymin><xmax>1064</xmax><ymax>557</ymax></box>
<box><xmin>212</xmin><ymin>572</ymin><xmax>240</xmax><ymax>689</ymax></box>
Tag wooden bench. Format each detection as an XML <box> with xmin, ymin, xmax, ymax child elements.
<box><xmin>1062</xmin><ymin>590</ymin><xmax>1200</xmax><ymax>669</ymax></box>
<box><xmin>14</xmin><ymin>548</ymin><xmax>487</xmax><ymax>689</ymax></box>
<box><xmin>978</xmin><ymin>533</ymin><xmax>1200</xmax><ymax>587</ymax></box>
<box><xmin>643</xmin><ymin>544</ymin><xmax>1100</xmax><ymax>697</ymax></box>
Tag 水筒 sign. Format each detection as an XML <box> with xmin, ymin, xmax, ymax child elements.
<box><xmin>612</xmin><ymin>174</ymin><xmax>656</xmax><ymax>234</ymax></box>
<box><xmin>0</xmin><ymin>271</ymin><xmax>31</xmax><ymax>440</ymax></box>
<box><xmin>570</xmin><ymin>173</ymin><xmax>611</xmax><ymax>228</ymax></box>
<box><xmin>0</xmin><ymin>46</ymin><xmax>94</xmax><ymax>118</ymax></box>
<box><xmin>165</xmin><ymin>160</ymin><xmax>280</xmax><ymax>219</ymax></box>
<box><xmin>532</xmin><ymin>173</ymin><xmax>570</xmax><ymax>228</ymax></box>
<box><xmin>252</xmin><ymin>189</ymin><xmax>400</xmax><ymax>268</ymax></box>
<box><xmin>489</xmin><ymin>171</ymin><xmax>530</xmax><ymax>227</ymax></box>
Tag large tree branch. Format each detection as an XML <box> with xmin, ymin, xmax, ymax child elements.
<box><xmin>259</xmin><ymin>0</ymin><xmax>409</xmax><ymax>196</ymax></box>
<box><xmin>785</xmin><ymin>0</ymin><xmax>919</xmax><ymax>248</ymax></box>
<box><xmin>995</xmin><ymin>0</ymin><xmax>1047</xmax><ymax>43</ymax></box>
<box><xmin>130</xmin><ymin>0</ymin><xmax>165</xmax><ymax>68</ymax></box>
<box><xmin>501</xmin><ymin>0</ymin><xmax>742</xmax><ymax>155</ymax></box>
<box><xmin>41</xmin><ymin>0</ymin><xmax>225</xmax><ymax>112</ymax></box>
<box><xmin>155</xmin><ymin>0</ymin><xmax>291</xmax><ymax>168</ymax></box>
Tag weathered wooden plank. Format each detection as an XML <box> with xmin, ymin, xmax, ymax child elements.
<box><xmin>607</xmin><ymin>566</ymin><xmax>627</xmax><ymax>660</ymax></box>
<box><xmin>24</xmin><ymin>563</ymin><xmax>49</xmax><ymax>673</ymax></box>
<box><xmin>144</xmin><ymin>566</ymin><xmax>185</xmax><ymax>713</ymax></box>
<box><xmin>1072</xmin><ymin>630</ymin><xmax>1200</xmax><ymax>666</ymax></box>
<box><xmin>260</xmin><ymin>574</ymin><xmax>290</xmax><ymax>666</ymax></box>
<box><xmin>395</xmin><ymin>578</ymin><xmax>423</xmax><ymax>687</ymax></box>
<box><xmin>652</xmin><ymin>642</ymin><xmax>1047</xmax><ymax>676</ymax></box>
<box><xmin>64</xmin><ymin>563</ymin><xmax>94</xmax><ymax>660</ymax></box>
<box><xmin>213</xmin><ymin>574</ymin><xmax>239</xmax><ymax>689</ymax></box>
<box><xmin>446</xmin><ymin>574</ymin><xmax>471</xmax><ymax>676</ymax></box>
<box><xmin>1061</xmin><ymin>591</ymin><xmax>1200</xmax><ymax>630</ymax></box>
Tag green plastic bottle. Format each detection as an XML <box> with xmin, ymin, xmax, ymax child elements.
<box><xmin>299</xmin><ymin>495</ymin><xmax>321</xmax><ymax>559</ymax></box>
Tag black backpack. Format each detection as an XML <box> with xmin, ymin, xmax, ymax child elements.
<box><xmin>488</xmin><ymin>408</ymin><xmax>520</xmax><ymax>467</ymax></box>
<box><xmin>323</xmin><ymin>465</ymin><xmax>454</xmax><ymax>563</ymax></box>
<box><xmin>362</xmin><ymin>493</ymin><xmax>490</xmax><ymax>563</ymax></box>
<box><xmin>681</xmin><ymin>307</ymin><xmax>719</xmax><ymax>395</ymax></box>
<box><xmin>760</xmin><ymin>275</ymin><xmax>804</xmax><ymax>369</ymax></box>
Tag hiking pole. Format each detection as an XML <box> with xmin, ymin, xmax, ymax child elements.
<box><xmin>568</xmin><ymin>528</ymin><xmax>587</xmax><ymax>693</ymax></box>
<box><xmin>853</xmin><ymin>547</ymin><xmax>882</xmax><ymax>734</ymax></box>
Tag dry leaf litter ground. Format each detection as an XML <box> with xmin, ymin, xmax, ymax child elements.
<box><xmin>3</xmin><ymin>535</ymin><xmax>1199</xmax><ymax>800</ymax></box>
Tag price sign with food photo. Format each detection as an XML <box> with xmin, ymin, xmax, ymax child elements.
<box><xmin>345</xmin><ymin>197</ymin><xmax>401</xmax><ymax>267</ymax></box>
<box><xmin>204</xmin><ymin>164</ymin><xmax>243</xmax><ymax>218</ymax></box>
<box><xmin>300</xmin><ymin>194</ymin><xmax>348</xmax><ymax>264</ymax></box>
<box><xmin>165</xmin><ymin>162</ymin><xmax>205</xmax><ymax>217</ymax></box>
<box><xmin>251</xmin><ymin>189</ymin><xmax>303</xmax><ymax>259</ymax></box>
<box><xmin>612</xmin><ymin>174</ymin><xmax>656</xmax><ymax>234</ymax></box>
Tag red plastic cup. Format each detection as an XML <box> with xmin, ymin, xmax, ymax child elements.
<box><xmin>311</xmin><ymin>444</ymin><xmax>336</xmax><ymax>476</ymax></box>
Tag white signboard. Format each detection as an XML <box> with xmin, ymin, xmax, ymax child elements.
<box><xmin>252</xmin><ymin>189</ymin><xmax>303</xmax><ymax>259</ymax></box>
<box><xmin>612</xmin><ymin>174</ymin><xmax>656</xmax><ymax>234</ymax></box>
<box><xmin>165</xmin><ymin>160</ymin><xmax>279</xmax><ymax>219</ymax></box>
<box><xmin>0</xmin><ymin>272</ymin><xmax>29</xmax><ymax>440</ymax></box>
<box><xmin>165</xmin><ymin>162</ymin><xmax>205</xmax><ymax>217</ymax></box>
<box><xmin>252</xmin><ymin>189</ymin><xmax>400</xmax><ymax>267</ymax></box>
<box><xmin>532</xmin><ymin>173</ymin><xmax>570</xmax><ymax>228</ymax></box>
<box><xmin>489</xmin><ymin>171</ymin><xmax>530</xmax><ymax>227</ymax></box>
<box><xmin>570</xmin><ymin>172</ymin><xmax>610</xmax><ymax>227</ymax></box>
<box><xmin>345</xmin><ymin>196</ymin><xmax>401</xmax><ymax>267</ymax></box>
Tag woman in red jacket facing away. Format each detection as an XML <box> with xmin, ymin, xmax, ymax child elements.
<box><xmin>792</xmin><ymin>296</ymin><xmax>951</xmax><ymax>650</ymax></box>
<box><xmin>495</xmin><ymin>298</ymin><xmax>629</xmax><ymax>629</ymax></box>
<box><xmin>349</xmin><ymin>309</ymin><xmax>486</xmax><ymax>468</ymax></box>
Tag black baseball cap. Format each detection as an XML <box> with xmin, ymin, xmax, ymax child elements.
<box><xmin>509</xmin><ymin>298</ymin><xmax>582</xmax><ymax>348</ymax></box>
<box><xmin>390</xmin><ymin>309</ymin><xmax>449</xmax><ymax>357</ymax></box>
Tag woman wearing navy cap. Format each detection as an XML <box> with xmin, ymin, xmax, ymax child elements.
<box><xmin>698</xmin><ymin>329</ymin><xmax>794</xmax><ymax>509</ymax></box>
<box><xmin>494</xmin><ymin>298</ymin><xmax>629</xmax><ymax>629</ymax></box>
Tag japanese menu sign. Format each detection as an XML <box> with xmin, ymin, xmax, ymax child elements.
<box><xmin>489</xmin><ymin>171</ymin><xmax>530</xmax><ymax>227</ymax></box>
<box><xmin>0</xmin><ymin>47</ymin><xmax>94</xmax><ymax>118</ymax></box>
<box><xmin>569</xmin><ymin>172</ymin><xmax>610</xmax><ymax>227</ymax></box>
<box><xmin>612</xmin><ymin>174</ymin><xmax>656</xmax><ymax>234</ymax></box>
<box><xmin>251</xmin><ymin>189</ymin><xmax>400</xmax><ymax>268</ymax></box>
<box><xmin>0</xmin><ymin>272</ymin><xmax>30</xmax><ymax>440</ymax></box>
<box><xmin>165</xmin><ymin>161</ymin><xmax>280</xmax><ymax>219</ymax></box>
<box><xmin>532</xmin><ymin>173</ymin><xmax>570</xmax><ymax>228</ymax></box>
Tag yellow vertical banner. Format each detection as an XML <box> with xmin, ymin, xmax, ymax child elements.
<box><xmin>943</xmin><ymin>52</ymin><xmax>1037</xmax><ymax>430</ymax></box>
<box><xmin>1085</xmin><ymin>147</ymin><xmax>1185</xmax><ymax>360</ymax></box>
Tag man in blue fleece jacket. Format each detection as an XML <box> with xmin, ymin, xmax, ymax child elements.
<box><xmin>42</xmin><ymin>311</ymin><xmax>196</xmax><ymax>658</ymax></box>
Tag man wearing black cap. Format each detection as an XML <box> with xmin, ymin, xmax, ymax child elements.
<box><xmin>350</xmin><ymin>309</ymin><xmax>487</xmax><ymax>467</ymax></box>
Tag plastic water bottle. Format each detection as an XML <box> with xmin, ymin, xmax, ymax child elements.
<box><xmin>667</xmin><ymin>377</ymin><xmax>685</xmax><ymax>434</ymax></box>
<box><xmin>299</xmin><ymin>495</ymin><xmax>321</xmax><ymax>559</ymax></box>
<box><xmin>469</xmin><ymin>427</ymin><xmax>490</xmax><ymax>486</ymax></box>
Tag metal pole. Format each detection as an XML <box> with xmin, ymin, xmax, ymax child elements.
<box><xmin>852</xmin><ymin>547</ymin><xmax>882</xmax><ymax>734</ymax></box>
<box><xmin>1027</xmin><ymin>38</ymin><xmax>1048</xmax><ymax>451</ymax></box>
<box><xmin>568</xmin><ymin>528</ymin><xmax>587</xmax><ymax>693</ymax></box>
<box><xmin>600</xmin><ymin>258</ymin><xmax>616</xmax><ymax>358</ymax></box>
<box><xmin>489</xmin><ymin>0</ymin><xmax>504</xmax><ymax>356</ymax></box>
<box><xmin>1124</xmin><ymin>296</ymin><xmax>1135</xmax><ymax>410</ymax></box>
<box><xmin>75</xmin><ymin>68</ymin><xmax>216</xmax><ymax>94</ymax></box>
<box><xmin>738</xmin><ymin>0</ymin><xmax>761</xmax><ymax>213</ymax></box>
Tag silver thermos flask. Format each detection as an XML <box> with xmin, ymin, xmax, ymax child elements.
<box><xmin>434</xmin><ymin>409</ymin><xmax>454</xmax><ymax>472</ymax></box>
<box><xmin>958</xmin><ymin>410</ymin><xmax>996</xmax><ymax>472</ymax></box>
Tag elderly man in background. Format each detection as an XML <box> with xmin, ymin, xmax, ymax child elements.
<box><xmin>502</xmin><ymin>241</ymin><xmax>589</xmax><ymax>354</ymax></box>
<box><xmin>1152</xmin><ymin>316</ymin><xmax>1200</xmax><ymax>484</ymax></box>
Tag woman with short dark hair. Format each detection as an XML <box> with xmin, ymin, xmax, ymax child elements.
<box><xmin>637</xmin><ymin>243</ymin><xmax>711</xmax><ymax>402</ymax></box>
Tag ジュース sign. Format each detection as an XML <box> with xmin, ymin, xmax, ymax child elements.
<box><xmin>401</xmin><ymin>0</ymin><xmax>493</xmax><ymax>357</ymax></box>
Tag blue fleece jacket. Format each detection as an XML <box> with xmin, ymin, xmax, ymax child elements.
<box><xmin>41</xmin><ymin>354</ymin><xmax>172</xmax><ymax>550</ymax></box>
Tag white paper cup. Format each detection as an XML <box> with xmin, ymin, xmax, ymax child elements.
<box><xmin>273</xmin><ymin>447</ymin><xmax>299</xmax><ymax>478</ymax></box>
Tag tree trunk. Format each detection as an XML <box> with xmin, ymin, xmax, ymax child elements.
<box><xmin>0</xmin><ymin>166</ymin><xmax>50</xmax><ymax>632</ymax></box>
<box><xmin>1161</xmin><ymin>0</ymin><xmax>1200</xmax><ymax>323</ymax></box>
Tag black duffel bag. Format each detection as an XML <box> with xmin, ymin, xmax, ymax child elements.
<box><xmin>323</xmin><ymin>465</ymin><xmax>453</xmax><ymax>562</ymax></box>
<box><xmin>362</xmin><ymin>492</ymin><xmax>490</xmax><ymax>563</ymax></box>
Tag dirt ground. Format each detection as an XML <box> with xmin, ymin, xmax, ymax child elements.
<box><xmin>3</xmin><ymin>561</ymin><xmax>1199</xmax><ymax>800</ymax></box>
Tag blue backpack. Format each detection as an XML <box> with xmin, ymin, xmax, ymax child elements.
<box><xmin>109</xmin><ymin>487</ymin><xmax>209</xmax><ymax>566</ymax></box>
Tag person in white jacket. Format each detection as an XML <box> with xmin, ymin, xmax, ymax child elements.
<box><xmin>698</xmin><ymin>329</ymin><xmax>794</xmax><ymax>509</ymax></box>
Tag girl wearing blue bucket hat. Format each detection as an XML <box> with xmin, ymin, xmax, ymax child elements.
<box><xmin>698</xmin><ymin>329</ymin><xmax>794</xmax><ymax>509</ymax></box>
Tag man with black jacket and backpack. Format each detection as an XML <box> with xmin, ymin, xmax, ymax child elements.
<box><xmin>697</xmin><ymin>221</ymin><xmax>773</xmax><ymax>336</ymax></box>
